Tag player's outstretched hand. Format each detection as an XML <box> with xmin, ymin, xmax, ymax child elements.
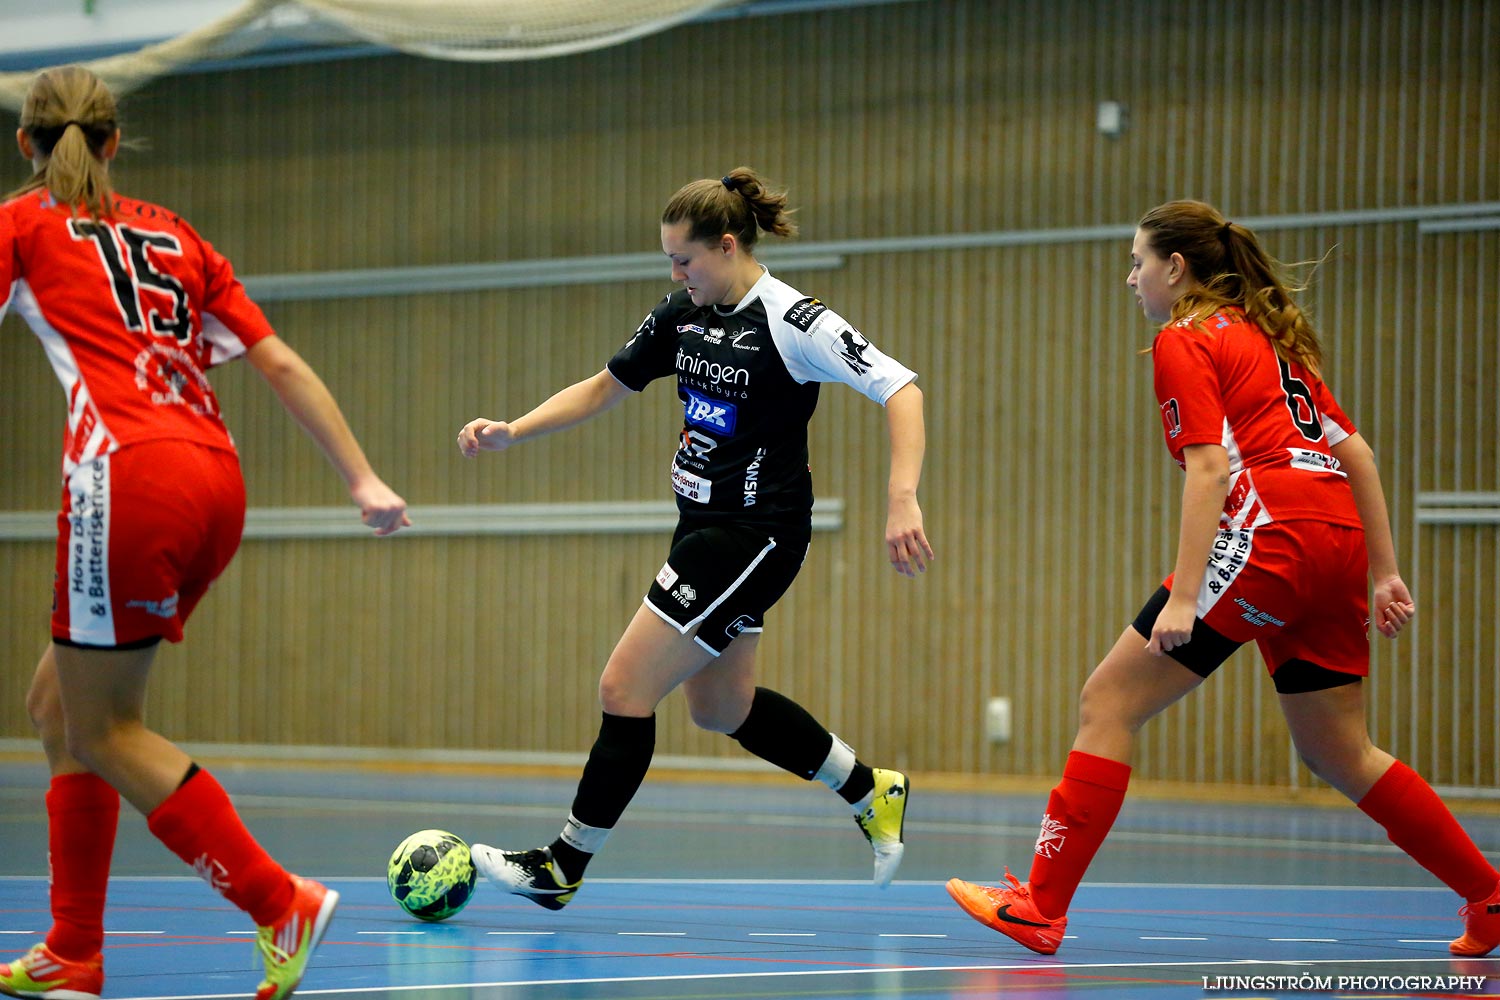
<box><xmin>458</xmin><ymin>418</ymin><xmax>516</xmax><ymax>457</ymax></box>
<box><xmin>1373</xmin><ymin>574</ymin><xmax>1416</xmax><ymax>639</ymax></box>
<box><xmin>352</xmin><ymin>478</ymin><xmax>411</xmax><ymax>536</ymax></box>
<box><xmin>885</xmin><ymin>496</ymin><xmax>934</xmax><ymax>577</ymax></box>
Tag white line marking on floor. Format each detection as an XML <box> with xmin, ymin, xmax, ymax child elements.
<box><xmin>97</xmin><ymin>953</ymin><xmax>1500</xmax><ymax>999</ymax></box>
<box><xmin>0</xmin><ymin>931</ymin><xmax>36</xmax><ymax>935</ymax></box>
<box><xmin>1398</xmin><ymin>938</ymin><xmax>1453</xmax><ymax>944</ymax></box>
<box><xmin>487</xmin><ymin>931</ymin><xmax>556</xmax><ymax>936</ymax></box>
<box><xmin>879</xmin><ymin>934</ymin><xmax>947</xmax><ymax>938</ymax></box>
<box><xmin>1140</xmin><ymin>936</ymin><xmax>1207</xmax><ymax>941</ymax></box>
<box><xmin>104</xmin><ymin>931</ymin><xmax>165</xmax><ymax>935</ymax></box>
<box><xmin>1269</xmin><ymin>938</ymin><xmax>1338</xmax><ymax>942</ymax></box>
<box><xmin>748</xmin><ymin>932</ymin><xmax>815</xmax><ymax>937</ymax></box>
<box><xmin>618</xmin><ymin>932</ymin><xmax>686</xmax><ymax>936</ymax></box>
<box><xmin>357</xmin><ymin>931</ymin><xmax>426</xmax><ymax>935</ymax></box>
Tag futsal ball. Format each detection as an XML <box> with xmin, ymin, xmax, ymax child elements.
<box><xmin>387</xmin><ymin>829</ymin><xmax>478</xmax><ymax>922</ymax></box>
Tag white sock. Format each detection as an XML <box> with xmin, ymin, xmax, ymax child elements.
<box><xmin>813</xmin><ymin>733</ymin><xmax>857</xmax><ymax>794</ymax></box>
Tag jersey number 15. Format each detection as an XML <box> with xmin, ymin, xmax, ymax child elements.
<box><xmin>70</xmin><ymin>219</ymin><xmax>193</xmax><ymax>345</ymax></box>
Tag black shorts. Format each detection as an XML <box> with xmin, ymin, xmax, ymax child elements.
<box><xmin>645</xmin><ymin>518</ymin><xmax>810</xmax><ymax>656</ymax></box>
<box><xmin>1131</xmin><ymin>585</ymin><xmax>1363</xmax><ymax>694</ymax></box>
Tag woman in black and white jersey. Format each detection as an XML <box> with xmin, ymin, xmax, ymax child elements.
<box><xmin>457</xmin><ymin>166</ymin><xmax>933</xmax><ymax>909</ymax></box>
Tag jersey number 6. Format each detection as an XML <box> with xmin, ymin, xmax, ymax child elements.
<box><xmin>1277</xmin><ymin>357</ymin><xmax>1324</xmax><ymax>442</ymax></box>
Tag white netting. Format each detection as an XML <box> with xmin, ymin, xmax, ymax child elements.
<box><xmin>0</xmin><ymin>0</ymin><xmax>739</xmax><ymax>112</ymax></box>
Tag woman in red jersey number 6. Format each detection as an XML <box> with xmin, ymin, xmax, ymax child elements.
<box><xmin>946</xmin><ymin>200</ymin><xmax>1500</xmax><ymax>959</ymax></box>
<box><xmin>0</xmin><ymin>66</ymin><xmax>409</xmax><ymax>1000</ymax></box>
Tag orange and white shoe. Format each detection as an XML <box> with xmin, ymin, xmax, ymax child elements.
<box><xmin>1451</xmin><ymin>879</ymin><xmax>1500</xmax><ymax>957</ymax></box>
<box><xmin>254</xmin><ymin>876</ymin><xmax>339</xmax><ymax>1000</ymax></box>
<box><xmin>946</xmin><ymin>868</ymin><xmax>1067</xmax><ymax>955</ymax></box>
<box><xmin>0</xmin><ymin>943</ymin><xmax>103</xmax><ymax>1000</ymax></box>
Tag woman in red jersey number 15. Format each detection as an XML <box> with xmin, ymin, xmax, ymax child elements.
<box><xmin>946</xmin><ymin>199</ymin><xmax>1500</xmax><ymax>959</ymax></box>
<box><xmin>0</xmin><ymin>66</ymin><xmax>408</xmax><ymax>1000</ymax></box>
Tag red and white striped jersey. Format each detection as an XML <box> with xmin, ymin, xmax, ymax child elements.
<box><xmin>1</xmin><ymin>190</ymin><xmax>274</xmax><ymax>479</ymax></box>
<box><xmin>1152</xmin><ymin>308</ymin><xmax>1362</xmax><ymax>529</ymax></box>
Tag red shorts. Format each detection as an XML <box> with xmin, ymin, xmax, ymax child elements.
<box><xmin>1168</xmin><ymin>518</ymin><xmax>1371</xmax><ymax>678</ymax></box>
<box><xmin>52</xmin><ymin>441</ymin><xmax>245</xmax><ymax>647</ymax></box>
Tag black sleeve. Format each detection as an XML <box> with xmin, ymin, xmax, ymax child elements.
<box><xmin>607</xmin><ymin>293</ymin><xmax>679</xmax><ymax>392</ymax></box>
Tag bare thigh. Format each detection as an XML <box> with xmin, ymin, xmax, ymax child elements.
<box><xmin>596</xmin><ymin>604</ymin><xmax>719</xmax><ymax>717</ymax></box>
<box><xmin>1073</xmin><ymin>626</ymin><xmax>1207</xmax><ymax>762</ymax></box>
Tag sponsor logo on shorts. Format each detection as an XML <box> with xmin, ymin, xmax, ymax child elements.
<box><xmin>725</xmin><ymin>614</ymin><xmax>755</xmax><ymax>639</ymax></box>
<box><xmin>656</xmin><ymin>563</ymin><xmax>678</xmax><ymax>590</ymax></box>
<box><xmin>672</xmin><ymin>583</ymin><xmax>697</xmax><ymax>607</ymax></box>
<box><xmin>127</xmin><ymin>592</ymin><xmax>180</xmax><ymax>619</ymax></box>
<box><xmin>1233</xmin><ymin>597</ymin><xmax>1285</xmax><ymax>628</ymax></box>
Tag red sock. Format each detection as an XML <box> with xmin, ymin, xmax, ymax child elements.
<box><xmin>145</xmin><ymin>768</ymin><xmax>293</xmax><ymax>925</ymax></box>
<box><xmin>44</xmin><ymin>773</ymin><xmax>119</xmax><ymax>961</ymax></box>
<box><xmin>1028</xmin><ymin>750</ymin><xmax>1132</xmax><ymax>918</ymax></box>
<box><xmin>1358</xmin><ymin>759</ymin><xmax>1499</xmax><ymax>903</ymax></box>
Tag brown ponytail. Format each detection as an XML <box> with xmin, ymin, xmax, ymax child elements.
<box><xmin>1139</xmin><ymin>200</ymin><xmax>1325</xmax><ymax>374</ymax></box>
<box><xmin>661</xmin><ymin>166</ymin><xmax>797</xmax><ymax>252</ymax></box>
<box><xmin>7</xmin><ymin>65</ymin><xmax>120</xmax><ymax>221</ymax></box>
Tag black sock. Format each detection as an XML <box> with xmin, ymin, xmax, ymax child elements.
<box><xmin>837</xmin><ymin>763</ymin><xmax>875</xmax><ymax>806</ymax></box>
<box><xmin>551</xmin><ymin>712</ymin><xmax>655</xmax><ymax>879</ymax></box>
<box><xmin>729</xmin><ymin>687</ymin><xmax>839</xmax><ymax>780</ymax></box>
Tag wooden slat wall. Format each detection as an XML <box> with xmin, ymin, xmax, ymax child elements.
<box><xmin>1</xmin><ymin>0</ymin><xmax>1496</xmax><ymax>787</ymax></box>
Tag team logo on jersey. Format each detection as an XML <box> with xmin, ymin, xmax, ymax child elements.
<box><xmin>836</xmin><ymin>328</ymin><xmax>874</xmax><ymax>375</ymax></box>
<box><xmin>1160</xmin><ymin>397</ymin><xmax>1183</xmax><ymax>438</ymax></box>
<box><xmin>134</xmin><ymin>344</ymin><xmax>217</xmax><ymax>417</ymax></box>
<box><xmin>729</xmin><ymin>330</ymin><xmax>761</xmax><ymax>351</ymax></box>
<box><xmin>682</xmin><ymin>388</ymin><xmax>737</xmax><ymax>434</ymax></box>
<box><xmin>784</xmin><ymin>296</ymin><xmax>828</xmax><ymax>332</ymax></box>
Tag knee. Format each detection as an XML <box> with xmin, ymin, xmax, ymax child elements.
<box><xmin>61</xmin><ymin>722</ymin><xmax>107</xmax><ymax>771</ymax></box>
<box><xmin>684</xmin><ymin>692</ymin><xmax>747</xmax><ymax>734</ymax></box>
<box><xmin>1076</xmin><ymin>674</ymin><xmax>1121</xmax><ymax>733</ymax></box>
<box><xmin>597</xmin><ymin>674</ymin><xmax>653</xmax><ymax>718</ymax></box>
<box><xmin>24</xmin><ymin>678</ymin><xmax>64</xmax><ymax>740</ymax></box>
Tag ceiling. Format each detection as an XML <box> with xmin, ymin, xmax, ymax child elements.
<box><xmin>0</xmin><ymin>0</ymin><xmax>911</xmax><ymax>73</ymax></box>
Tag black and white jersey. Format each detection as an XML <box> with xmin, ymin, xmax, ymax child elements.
<box><xmin>608</xmin><ymin>268</ymin><xmax>916</xmax><ymax>523</ymax></box>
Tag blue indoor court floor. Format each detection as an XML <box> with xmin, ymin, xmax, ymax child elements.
<box><xmin>2</xmin><ymin>756</ymin><xmax>1498</xmax><ymax>1000</ymax></box>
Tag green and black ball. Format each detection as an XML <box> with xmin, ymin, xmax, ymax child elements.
<box><xmin>387</xmin><ymin>829</ymin><xmax>477</xmax><ymax>922</ymax></box>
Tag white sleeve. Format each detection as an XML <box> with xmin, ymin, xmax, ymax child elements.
<box><xmin>772</xmin><ymin>302</ymin><xmax>916</xmax><ymax>405</ymax></box>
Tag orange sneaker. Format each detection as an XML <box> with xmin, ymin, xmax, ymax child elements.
<box><xmin>0</xmin><ymin>943</ymin><xmax>103</xmax><ymax>1000</ymax></box>
<box><xmin>254</xmin><ymin>876</ymin><xmax>339</xmax><ymax>1000</ymax></box>
<box><xmin>946</xmin><ymin>868</ymin><xmax>1067</xmax><ymax>955</ymax></box>
<box><xmin>1451</xmin><ymin>879</ymin><xmax>1500</xmax><ymax>957</ymax></box>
